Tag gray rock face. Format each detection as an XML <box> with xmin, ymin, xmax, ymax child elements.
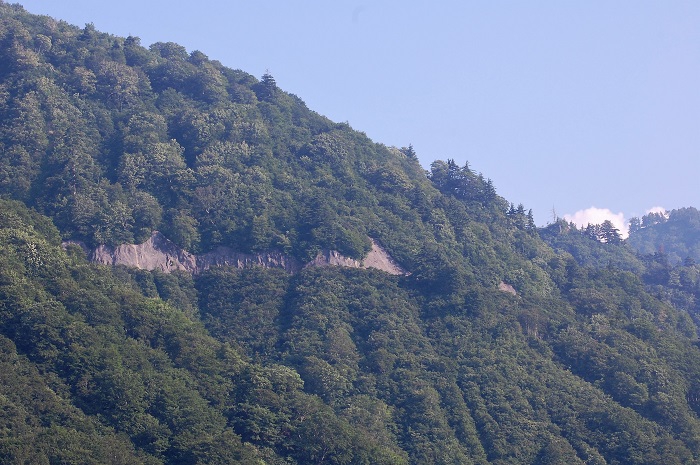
<box><xmin>92</xmin><ymin>232</ymin><xmax>197</xmax><ymax>272</ymax></box>
<box><xmin>362</xmin><ymin>239</ymin><xmax>407</xmax><ymax>275</ymax></box>
<box><xmin>197</xmin><ymin>247</ymin><xmax>302</xmax><ymax>274</ymax></box>
<box><xmin>305</xmin><ymin>239</ymin><xmax>406</xmax><ymax>276</ymax></box>
<box><xmin>498</xmin><ymin>281</ymin><xmax>517</xmax><ymax>295</ymax></box>
<box><xmin>83</xmin><ymin>231</ymin><xmax>406</xmax><ymax>275</ymax></box>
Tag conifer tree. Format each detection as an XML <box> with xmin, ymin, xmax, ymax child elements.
<box><xmin>257</xmin><ymin>71</ymin><xmax>278</xmax><ymax>101</ymax></box>
<box><xmin>600</xmin><ymin>220</ymin><xmax>622</xmax><ymax>244</ymax></box>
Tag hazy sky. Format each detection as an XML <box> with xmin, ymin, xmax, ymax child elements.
<box><xmin>17</xmin><ymin>1</ymin><xmax>700</xmax><ymax>228</ymax></box>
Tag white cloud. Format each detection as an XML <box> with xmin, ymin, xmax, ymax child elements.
<box><xmin>646</xmin><ymin>206</ymin><xmax>668</xmax><ymax>218</ymax></box>
<box><xmin>563</xmin><ymin>207</ymin><xmax>628</xmax><ymax>239</ymax></box>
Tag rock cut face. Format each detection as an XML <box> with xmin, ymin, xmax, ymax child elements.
<box><xmin>91</xmin><ymin>231</ymin><xmax>196</xmax><ymax>272</ymax></box>
<box><xmin>363</xmin><ymin>239</ymin><xmax>406</xmax><ymax>275</ymax></box>
<box><xmin>84</xmin><ymin>232</ymin><xmax>407</xmax><ymax>275</ymax></box>
<box><xmin>304</xmin><ymin>239</ymin><xmax>407</xmax><ymax>275</ymax></box>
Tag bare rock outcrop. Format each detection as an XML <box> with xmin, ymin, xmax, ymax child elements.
<box><xmin>83</xmin><ymin>231</ymin><xmax>406</xmax><ymax>276</ymax></box>
<box><xmin>363</xmin><ymin>239</ymin><xmax>407</xmax><ymax>275</ymax></box>
<box><xmin>499</xmin><ymin>281</ymin><xmax>517</xmax><ymax>295</ymax></box>
<box><xmin>92</xmin><ymin>232</ymin><xmax>196</xmax><ymax>272</ymax></box>
<box><xmin>90</xmin><ymin>231</ymin><xmax>302</xmax><ymax>274</ymax></box>
<box><xmin>305</xmin><ymin>239</ymin><xmax>406</xmax><ymax>275</ymax></box>
<box><xmin>197</xmin><ymin>247</ymin><xmax>301</xmax><ymax>273</ymax></box>
<box><xmin>305</xmin><ymin>250</ymin><xmax>364</xmax><ymax>270</ymax></box>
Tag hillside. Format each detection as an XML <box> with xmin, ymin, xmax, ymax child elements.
<box><xmin>627</xmin><ymin>207</ymin><xmax>700</xmax><ymax>265</ymax></box>
<box><xmin>3</xmin><ymin>3</ymin><xmax>700</xmax><ymax>464</ymax></box>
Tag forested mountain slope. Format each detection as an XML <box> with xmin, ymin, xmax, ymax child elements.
<box><xmin>627</xmin><ymin>207</ymin><xmax>700</xmax><ymax>265</ymax></box>
<box><xmin>3</xmin><ymin>3</ymin><xmax>700</xmax><ymax>464</ymax></box>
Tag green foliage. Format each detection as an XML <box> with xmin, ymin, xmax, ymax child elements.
<box><xmin>3</xmin><ymin>5</ymin><xmax>700</xmax><ymax>465</ymax></box>
<box><xmin>540</xmin><ymin>219</ymin><xmax>644</xmax><ymax>273</ymax></box>
<box><xmin>628</xmin><ymin>207</ymin><xmax>700</xmax><ymax>264</ymax></box>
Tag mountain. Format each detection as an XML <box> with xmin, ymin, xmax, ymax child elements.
<box><xmin>627</xmin><ymin>207</ymin><xmax>700</xmax><ymax>265</ymax></box>
<box><xmin>3</xmin><ymin>2</ymin><xmax>700</xmax><ymax>464</ymax></box>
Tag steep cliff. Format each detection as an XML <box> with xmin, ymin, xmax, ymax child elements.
<box><xmin>83</xmin><ymin>231</ymin><xmax>407</xmax><ymax>275</ymax></box>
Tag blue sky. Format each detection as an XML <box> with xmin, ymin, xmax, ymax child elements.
<box><xmin>17</xmin><ymin>1</ymin><xmax>700</xmax><ymax>228</ymax></box>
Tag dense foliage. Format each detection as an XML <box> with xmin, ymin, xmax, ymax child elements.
<box><xmin>539</xmin><ymin>220</ymin><xmax>644</xmax><ymax>273</ymax></box>
<box><xmin>3</xmin><ymin>3</ymin><xmax>700</xmax><ymax>464</ymax></box>
<box><xmin>627</xmin><ymin>208</ymin><xmax>700</xmax><ymax>265</ymax></box>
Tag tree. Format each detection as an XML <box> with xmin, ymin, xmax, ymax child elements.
<box><xmin>400</xmin><ymin>144</ymin><xmax>417</xmax><ymax>159</ymax></box>
<box><xmin>255</xmin><ymin>71</ymin><xmax>278</xmax><ymax>101</ymax></box>
<box><xmin>483</xmin><ymin>178</ymin><xmax>497</xmax><ymax>202</ymax></box>
<box><xmin>628</xmin><ymin>217</ymin><xmax>641</xmax><ymax>235</ymax></box>
<box><xmin>585</xmin><ymin>223</ymin><xmax>601</xmax><ymax>241</ymax></box>
<box><xmin>599</xmin><ymin>220</ymin><xmax>622</xmax><ymax>244</ymax></box>
<box><xmin>642</xmin><ymin>211</ymin><xmax>667</xmax><ymax>227</ymax></box>
<box><xmin>428</xmin><ymin>159</ymin><xmax>477</xmax><ymax>200</ymax></box>
<box><xmin>123</xmin><ymin>35</ymin><xmax>152</xmax><ymax>67</ymax></box>
<box><xmin>526</xmin><ymin>209</ymin><xmax>536</xmax><ymax>233</ymax></box>
<box><xmin>97</xmin><ymin>61</ymin><xmax>140</xmax><ymax>110</ymax></box>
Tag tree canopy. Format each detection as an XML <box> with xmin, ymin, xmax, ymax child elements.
<box><xmin>2</xmin><ymin>4</ymin><xmax>700</xmax><ymax>464</ymax></box>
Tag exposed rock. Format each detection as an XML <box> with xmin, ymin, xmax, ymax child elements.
<box><xmin>363</xmin><ymin>239</ymin><xmax>408</xmax><ymax>275</ymax></box>
<box><xmin>304</xmin><ymin>239</ymin><xmax>407</xmax><ymax>275</ymax></box>
<box><xmin>83</xmin><ymin>231</ymin><xmax>406</xmax><ymax>276</ymax></box>
<box><xmin>499</xmin><ymin>281</ymin><xmax>517</xmax><ymax>295</ymax></box>
<box><xmin>197</xmin><ymin>247</ymin><xmax>301</xmax><ymax>274</ymax></box>
<box><xmin>92</xmin><ymin>231</ymin><xmax>197</xmax><ymax>272</ymax></box>
<box><xmin>305</xmin><ymin>250</ymin><xmax>364</xmax><ymax>270</ymax></box>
